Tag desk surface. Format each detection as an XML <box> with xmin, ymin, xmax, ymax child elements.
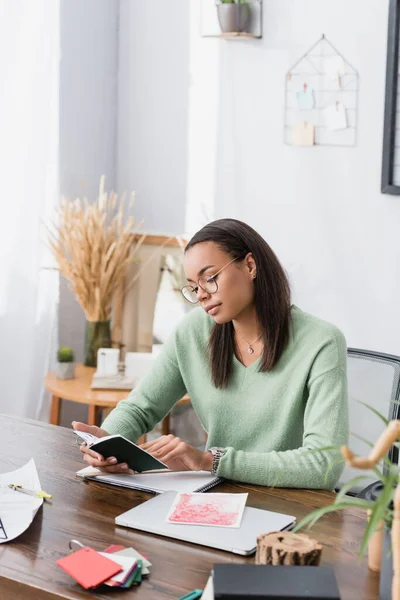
<box><xmin>0</xmin><ymin>415</ymin><xmax>379</xmax><ymax>600</ymax></box>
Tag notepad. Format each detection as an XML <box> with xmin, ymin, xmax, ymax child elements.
<box><xmin>76</xmin><ymin>467</ymin><xmax>222</xmax><ymax>494</ymax></box>
<box><xmin>73</xmin><ymin>431</ymin><xmax>167</xmax><ymax>472</ymax></box>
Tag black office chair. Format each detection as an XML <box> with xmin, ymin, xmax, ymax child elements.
<box><xmin>337</xmin><ymin>348</ymin><xmax>400</xmax><ymax>496</ymax></box>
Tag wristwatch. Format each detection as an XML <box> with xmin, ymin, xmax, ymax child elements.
<box><xmin>208</xmin><ymin>447</ymin><xmax>227</xmax><ymax>475</ymax></box>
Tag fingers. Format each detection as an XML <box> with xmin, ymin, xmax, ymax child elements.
<box><xmin>143</xmin><ymin>436</ymin><xmax>184</xmax><ymax>461</ymax></box>
<box><xmin>72</xmin><ymin>421</ymin><xmax>100</xmax><ymax>435</ymax></box>
<box><xmin>80</xmin><ymin>445</ymin><xmax>130</xmax><ymax>471</ymax></box>
<box><xmin>140</xmin><ymin>435</ymin><xmax>175</xmax><ymax>452</ymax></box>
<box><xmin>161</xmin><ymin>441</ymin><xmax>188</xmax><ymax>463</ymax></box>
<box><xmin>82</xmin><ymin>452</ymin><xmax>131</xmax><ymax>473</ymax></box>
<box><xmin>79</xmin><ymin>444</ymin><xmax>104</xmax><ymax>461</ymax></box>
<box><xmin>98</xmin><ymin>463</ymin><xmax>134</xmax><ymax>474</ymax></box>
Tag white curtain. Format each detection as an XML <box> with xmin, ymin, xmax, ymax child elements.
<box><xmin>0</xmin><ymin>1</ymin><xmax>60</xmax><ymax>419</ymax></box>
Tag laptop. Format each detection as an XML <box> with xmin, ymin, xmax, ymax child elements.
<box><xmin>115</xmin><ymin>490</ymin><xmax>296</xmax><ymax>556</ymax></box>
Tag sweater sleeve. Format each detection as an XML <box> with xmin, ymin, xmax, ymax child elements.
<box><xmin>216</xmin><ymin>365</ymin><xmax>349</xmax><ymax>490</ymax></box>
<box><xmin>101</xmin><ymin>331</ymin><xmax>187</xmax><ymax>443</ymax></box>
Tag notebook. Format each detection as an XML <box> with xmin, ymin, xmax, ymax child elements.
<box><xmin>76</xmin><ymin>467</ymin><xmax>222</xmax><ymax>494</ymax></box>
<box><xmin>115</xmin><ymin>491</ymin><xmax>296</xmax><ymax>556</ymax></box>
<box><xmin>212</xmin><ymin>565</ymin><xmax>341</xmax><ymax>599</ymax></box>
<box><xmin>73</xmin><ymin>431</ymin><xmax>167</xmax><ymax>472</ymax></box>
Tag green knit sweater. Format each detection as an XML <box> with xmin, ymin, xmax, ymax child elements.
<box><xmin>102</xmin><ymin>305</ymin><xmax>348</xmax><ymax>490</ymax></box>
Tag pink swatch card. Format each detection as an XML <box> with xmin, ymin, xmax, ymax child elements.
<box><xmin>166</xmin><ymin>493</ymin><xmax>248</xmax><ymax>528</ymax></box>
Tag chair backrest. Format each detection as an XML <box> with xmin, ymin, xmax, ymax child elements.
<box><xmin>339</xmin><ymin>348</ymin><xmax>400</xmax><ymax>493</ymax></box>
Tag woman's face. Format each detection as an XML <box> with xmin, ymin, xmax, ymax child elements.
<box><xmin>183</xmin><ymin>242</ymin><xmax>256</xmax><ymax>324</ymax></box>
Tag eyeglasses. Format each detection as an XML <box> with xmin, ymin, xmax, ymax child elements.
<box><xmin>181</xmin><ymin>256</ymin><xmax>240</xmax><ymax>304</ymax></box>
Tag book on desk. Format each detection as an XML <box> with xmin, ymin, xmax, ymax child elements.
<box><xmin>211</xmin><ymin>564</ymin><xmax>341</xmax><ymax>599</ymax></box>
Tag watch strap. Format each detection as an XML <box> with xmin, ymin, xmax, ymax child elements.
<box><xmin>209</xmin><ymin>447</ymin><xmax>226</xmax><ymax>475</ymax></box>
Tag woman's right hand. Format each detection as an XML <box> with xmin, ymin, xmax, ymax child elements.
<box><xmin>72</xmin><ymin>421</ymin><xmax>133</xmax><ymax>474</ymax></box>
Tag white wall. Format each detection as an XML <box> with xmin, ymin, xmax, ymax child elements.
<box><xmin>213</xmin><ymin>0</ymin><xmax>400</xmax><ymax>355</ymax></box>
<box><xmin>117</xmin><ymin>0</ymin><xmax>190</xmax><ymax>233</ymax></box>
<box><xmin>117</xmin><ymin>0</ymin><xmax>400</xmax><ymax>355</ymax></box>
<box><xmin>60</xmin><ymin>0</ymin><xmax>118</xmax><ymax>200</ymax></box>
<box><xmin>59</xmin><ymin>0</ymin><xmax>119</xmax><ymax>364</ymax></box>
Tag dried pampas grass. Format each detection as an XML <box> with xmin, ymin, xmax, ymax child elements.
<box><xmin>46</xmin><ymin>176</ymin><xmax>145</xmax><ymax>322</ymax></box>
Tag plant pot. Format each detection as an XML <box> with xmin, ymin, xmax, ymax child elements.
<box><xmin>217</xmin><ymin>3</ymin><xmax>250</xmax><ymax>33</ymax></box>
<box><xmin>380</xmin><ymin>528</ymin><xmax>392</xmax><ymax>600</ymax></box>
<box><xmin>56</xmin><ymin>362</ymin><xmax>75</xmax><ymax>380</ymax></box>
<box><xmin>84</xmin><ymin>320</ymin><xmax>112</xmax><ymax>367</ymax></box>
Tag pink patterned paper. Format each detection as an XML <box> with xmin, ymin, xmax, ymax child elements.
<box><xmin>166</xmin><ymin>493</ymin><xmax>248</xmax><ymax>528</ymax></box>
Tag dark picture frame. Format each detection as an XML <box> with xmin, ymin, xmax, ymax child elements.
<box><xmin>382</xmin><ymin>0</ymin><xmax>400</xmax><ymax>194</ymax></box>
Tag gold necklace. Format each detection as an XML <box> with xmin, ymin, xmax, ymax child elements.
<box><xmin>237</xmin><ymin>332</ymin><xmax>263</xmax><ymax>355</ymax></box>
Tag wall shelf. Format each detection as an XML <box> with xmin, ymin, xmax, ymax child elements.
<box><xmin>203</xmin><ymin>32</ymin><xmax>261</xmax><ymax>40</ymax></box>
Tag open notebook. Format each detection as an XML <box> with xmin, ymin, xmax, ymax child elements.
<box><xmin>76</xmin><ymin>466</ymin><xmax>222</xmax><ymax>494</ymax></box>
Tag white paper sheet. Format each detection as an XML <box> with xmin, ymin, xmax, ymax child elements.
<box><xmin>325</xmin><ymin>55</ymin><xmax>346</xmax><ymax>76</ymax></box>
<box><xmin>201</xmin><ymin>576</ymin><xmax>214</xmax><ymax>600</ymax></box>
<box><xmin>0</xmin><ymin>459</ymin><xmax>43</xmax><ymax>543</ymax></box>
<box><xmin>323</xmin><ymin>102</ymin><xmax>348</xmax><ymax>131</ymax></box>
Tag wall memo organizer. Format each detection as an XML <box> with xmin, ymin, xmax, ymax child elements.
<box><xmin>284</xmin><ymin>35</ymin><xmax>359</xmax><ymax>147</ymax></box>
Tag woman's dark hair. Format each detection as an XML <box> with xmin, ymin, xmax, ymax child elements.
<box><xmin>185</xmin><ymin>218</ymin><xmax>291</xmax><ymax>388</ymax></box>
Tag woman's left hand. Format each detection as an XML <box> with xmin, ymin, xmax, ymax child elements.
<box><xmin>140</xmin><ymin>435</ymin><xmax>213</xmax><ymax>472</ymax></box>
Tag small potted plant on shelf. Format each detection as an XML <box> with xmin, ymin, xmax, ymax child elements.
<box><xmin>293</xmin><ymin>405</ymin><xmax>399</xmax><ymax>600</ymax></box>
<box><xmin>216</xmin><ymin>0</ymin><xmax>251</xmax><ymax>34</ymax></box>
<box><xmin>56</xmin><ymin>347</ymin><xmax>76</xmax><ymax>380</ymax></box>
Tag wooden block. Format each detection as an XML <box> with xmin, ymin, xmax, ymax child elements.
<box><xmin>255</xmin><ymin>531</ymin><xmax>323</xmax><ymax>566</ymax></box>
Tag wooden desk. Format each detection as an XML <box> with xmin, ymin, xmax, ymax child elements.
<box><xmin>45</xmin><ymin>364</ymin><xmax>191</xmax><ymax>435</ymax></box>
<box><xmin>0</xmin><ymin>415</ymin><xmax>379</xmax><ymax>599</ymax></box>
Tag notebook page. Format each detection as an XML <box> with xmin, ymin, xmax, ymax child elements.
<box><xmin>76</xmin><ymin>467</ymin><xmax>220</xmax><ymax>494</ymax></box>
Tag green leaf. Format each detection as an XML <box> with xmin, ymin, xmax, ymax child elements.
<box><xmin>350</xmin><ymin>432</ymin><xmax>375</xmax><ymax>449</ymax></box>
<box><xmin>371</xmin><ymin>466</ymin><xmax>386</xmax><ymax>482</ymax></box>
<box><xmin>324</xmin><ymin>456</ymin><xmax>344</xmax><ymax>486</ymax></box>
<box><xmin>293</xmin><ymin>498</ymin><xmax>374</xmax><ymax>533</ymax></box>
<box><xmin>336</xmin><ymin>475</ymin><xmax>374</xmax><ymax>503</ymax></box>
<box><xmin>356</xmin><ymin>401</ymin><xmax>389</xmax><ymax>427</ymax></box>
<box><xmin>57</xmin><ymin>346</ymin><xmax>74</xmax><ymax>362</ymax></box>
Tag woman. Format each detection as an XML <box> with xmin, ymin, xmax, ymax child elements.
<box><xmin>73</xmin><ymin>218</ymin><xmax>348</xmax><ymax>489</ymax></box>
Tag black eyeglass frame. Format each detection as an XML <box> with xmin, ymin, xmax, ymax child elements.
<box><xmin>180</xmin><ymin>254</ymin><xmax>248</xmax><ymax>304</ymax></box>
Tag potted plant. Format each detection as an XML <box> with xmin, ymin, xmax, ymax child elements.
<box><xmin>294</xmin><ymin>406</ymin><xmax>400</xmax><ymax>600</ymax></box>
<box><xmin>216</xmin><ymin>0</ymin><xmax>251</xmax><ymax>34</ymax></box>
<box><xmin>46</xmin><ymin>176</ymin><xmax>146</xmax><ymax>368</ymax></box>
<box><xmin>56</xmin><ymin>347</ymin><xmax>76</xmax><ymax>380</ymax></box>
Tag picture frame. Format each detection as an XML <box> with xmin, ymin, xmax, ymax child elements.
<box><xmin>382</xmin><ymin>0</ymin><xmax>400</xmax><ymax>194</ymax></box>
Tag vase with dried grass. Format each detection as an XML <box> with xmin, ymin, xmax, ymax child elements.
<box><xmin>46</xmin><ymin>176</ymin><xmax>145</xmax><ymax>367</ymax></box>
